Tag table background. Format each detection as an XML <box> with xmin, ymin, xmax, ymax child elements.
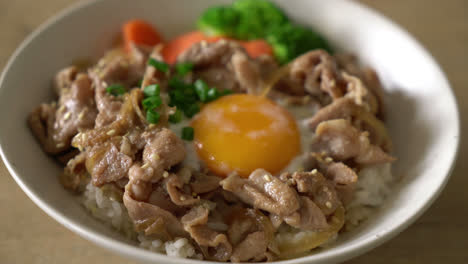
<box><xmin>1</xmin><ymin>0</ymin><xmax>467</xmax><ymax>263</ymax></box>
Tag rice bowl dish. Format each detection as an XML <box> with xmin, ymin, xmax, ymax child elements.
<box><xmin>0</xmin><ymin>0</ymin><xmax>460</xmax><ymax>261</ymax></box>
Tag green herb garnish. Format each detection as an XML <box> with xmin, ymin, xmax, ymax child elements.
<box><xmin>142</xmin><ymin>96</ymin><xmax>162</xmax><ymax>110</ymax></box>
<box><xmin>106</xmin><ymin>84</ymin><xmax>126</xmax><ymax>96</ymax></box>
<box><xmin>194</xmin><ymin>79</ymin><xmax>210</xmax><ymax>102</ymax></box>
<box><xmin>175</xmin><ymin>62</ymin><xmax>194</xmax><ymax>76</ymax></box>
<box><xmin>169</xmin><ymin>109</ymin><xmax>183</xmax><ymax>124</ymax></box>
<box><xmin>183</xmin><ymin>103</ymin><xmax>200</xmax><ymax>118</ymax></box>
<box><xmin>143</xmin><ymin>84</ymin><xmax>161</xmax><ymax>97</ymax></box>
<box><xmin>148</xmin><ymin>58</ymin><xmax>169</xmax><ymax>73</ymax></box>
<box><xmin>181</xmin><ymin>126</ymin><xmax>194</xmax><ymax>141</ymax></box>
<box><xmin>146</xmin><ymin>109</ymin><xmax>160</xmax><ymax>124</ymax></box>
<box><xmin>207</xmin><ymin>87</ymin><xmax>220</xmax><ymax>102</ymax></box>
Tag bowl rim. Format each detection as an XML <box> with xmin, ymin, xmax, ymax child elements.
<box><xmin>0</xmin><ymin>0</ymin><xmax>460</xmax><ymax>263</ymax></box>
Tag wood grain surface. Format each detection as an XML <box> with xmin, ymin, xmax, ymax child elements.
<box><xmin>1</xmin><ymin>0</ymin><xmax>467</xmax><ymax>263</ymax></box>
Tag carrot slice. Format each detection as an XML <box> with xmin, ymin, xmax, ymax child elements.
<box><xmin>162</xmin><ymin>31</ymin><xmax>273</xmax><ymax>64</ymax></box>
<box><xmin>123</xmin><ymin>19</ymin><xmax>163</xmax><ymax>52</ymax></box>
<box><xmin>240</xmin><ymin>39</ymin><xmax>273</xmax><ymax>58</ymax></box>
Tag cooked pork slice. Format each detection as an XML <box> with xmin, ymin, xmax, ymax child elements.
<box><xmin>286</xmin><ymin>50</ymin><xmax>346</xmax><ymax>101</ymax></box>
<box><xmin>221</xmin><ymin>169</ymin><xmax>300</xmax><ymax>216</ymax></box>
<box><xmin>123</xmin><ymin>190</ymin><xmax>186</xmax><ymax>238</ymax></box>
<box><xmin>283</xmin><ymin>196</ymin><xmax>328</xmax><ymax>230</ymax></box>
<box><xmin>86</xmin><ymin>142</ymin><xmax>133</xmax><ymax>186</ymax></box>
<box><xmin>190</xmin><ymin>172</ymin><xmax>221</xmax><ymax>194</ymax></box>
<box><xmin>181</xmin><ymin>206</ymin><xmax>210</xmax><ymax>227</ymax></box>
<box><xmin>342</xmin><ymin>72</ymin><xmax>379</xmax><ymax>115</ymax></box>
<box><xmin>147</xmin><ymin>185</ymin><xmax>183</xmax><ymax>213</ymax></box>
<box><xmin>182</xmin><ymin>208</ymin><xmax>233</xmax><ymax>262</ymax></box>
<box><xmin>59</xmin><ymin>152</ymin><xmax>88</xmax><ymax>191</ymax></box>
<box><xmin>187</xmin><ymin>225</ymin><xmax>233</xmax><ymax>261</ymax></box>
<box><xmin>128</xmin><ymin>43</ymin><xmax>153</xmax><ymax>70</ymax></box>
<box><xmin>141</xmin><ymin>46</ymin><xmax>168</xmax><ymax>89</ymax></box>
<box><xmin>54</xmin><ymin>66</ymin><xmax>79</xmax><ymax>96</ymax></box>
<box><xmin>231</xmin><ymin>52</ymin><xmax>264</xmax><ymax>94</ymax></box>
<box><xmin>177</xmin><ymin>40</ymin><xmax>245</xmax><ymax>67</ymax></box>
<box><xmin>90</xmin><ymin>49</ymin><xmax>145</xmax><ymax>127</ymax></box>
<box><xmin>280</xmin><ymin>170</ymin><xmax>341</xmax><ymax>216</ymax></box>
<box><xmin>165</xmin><ymin>173</ymin><xmax>199</xmax><ymax>206</ymax></box>
<box><xmin>311</xmin><ymin>119</ymin><xmax>395</xmax><ymax>165</ymax></box>
<box><xmin>231</xmin><ymin>231</ymin><xmax>269</xmax><ymax>262</ymax></box>
<box><xmin>177</xmin><ymin>40</ymin><xmax>264</xmax><ymax>93</ymax></box>
<box><xmin>307</xmin><ymin>153</ymin><xmax>358</xmax><ymax>185</ymax></box>
<box><xmin>28</xmin><ymin>73</ymin><xmax>97</xmax><ymax>154</ymax></box>
<box><xmin>335</xmin><ymin>53</ymin><xmax>385</xmax><ymax>119</ymax></box>
<box><xmin>305</xmin><ymin>97</ymin><xmax>392</xmax><ymax>152</ymax></box>
<box><xmin>126</xmin><ymin>165</ymin><xmax>153</xmax><ymax>201</ymax></box>
<box><xmin>136</xmin><ymin>128</ymin><xmax>186</xmax><ymax>182</ymax></box>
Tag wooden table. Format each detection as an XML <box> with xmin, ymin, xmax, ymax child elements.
<box><xmin>1</xmin><ymin>0</ymin><xmax>467</xmax><ymax>263</ymax></box>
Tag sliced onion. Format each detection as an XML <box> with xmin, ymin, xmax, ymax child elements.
<box><xmin>277</xmin><ymin>206</ymin><xmax>345</xmax><ymax>259</ymax></box>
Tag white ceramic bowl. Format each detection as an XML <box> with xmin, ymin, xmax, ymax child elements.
<box><xmin>0</xmin><ymin>0</ymin><xmax>460</xmax><ymax>263</ymax></box>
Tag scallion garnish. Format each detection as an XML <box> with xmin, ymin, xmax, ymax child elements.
<box><xmin>175</xmin><ymin>62</ymin><xmax>194</xmax><ymax>76</ymax></box>
<box><xmin>207</xmin><ymin>87</ymin><xmax>220</xmax><ymax>102</ymax></box>
<box><xmin>181</xmin><ymin>126</ymin><xmax>194</xmax><ymax>141</ymax></box>
<box><xmin>106</xmin><ymin>84</ymin><xmax>126</xmax><ymax>96</ymax></box>
<box><xmin>148</xmin><ymin>58</ymin><xmax>169</xmax><ymax>73</ymax></box>
<box><xmin>146</xmin><ymin>109</ymin><xmax>160</xmax><ymax>124</ymax></box>
<box><xmin>169</xmin><ymin>109</ymin><xmax>183</xmax><ymax>124</ymax></box>
<box><xmin>194</xmin><ymin>79</ymin><xmax>210</xmax><ymax>102</ymax></box>
<box><xmin>142</xmin><ymin>96</ymin><xmax>162</xmax><ymax>110</ymax></box>
<box><xmin>183</xmin><ymin>103</ymin><xmax>200</xmax><ymax>118</ymax></box>
<box><xmin>143</xmin><ymin>84</ymin><xmax>161</xmax><ymax>97</ymax></box>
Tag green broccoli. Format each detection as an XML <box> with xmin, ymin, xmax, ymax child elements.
<box><xmin>266</xmin><ymin>23</ymin><xmax>333</xmax><ymax>64</ymax></box>
<box><xmin>232</xmin><ymin>0</ymin><xmax>289</xmax><ymax>40</ymax></box>
<box><xmin>197</xmin><ymin>6</ymin><xmax>240</xmax><ymax>37</ymax></box>
<box><xmin>196</xmin><ymin>0</ymin><xmax>332</xmax><ymax>64</ymax></box>
<box><xmin>197</xmin><ymin>0</ymin><xmax>289</xmax><ymax>40</ymax></box>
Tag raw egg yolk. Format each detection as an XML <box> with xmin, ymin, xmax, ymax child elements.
<box><xmin>191</xmin><ymin>94</ymin><xmax>301</xmax><ymax>178</ymax></box>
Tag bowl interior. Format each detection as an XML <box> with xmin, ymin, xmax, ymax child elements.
<box><xmin>0</xmin><ymin>0</ymin><xmax>459</xmax><ymax>263</ymax></box>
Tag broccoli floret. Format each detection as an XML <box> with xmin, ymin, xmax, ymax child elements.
<box><xmin>266</xmin><ymin>23</ymin><xmax>333</xmax><ymax>64</ymax></box>
<box><xmin>232</xmin><ymin>0</ymin><xmax>289</xmax><ymax>40</ymax></box>
<box><xmin>197</xmin><ymin>0</ymin><xmax>289</xmax><ymax>40</ymax></box>
<box><xmin>197</xmin><ymin>6</ymin><xmax>240</xmax><ymax>37</ymax></box>
<box><xmin>196</xmin><ymin>0</ymin><xmax>332</xmax><ymax>64</ymax></box>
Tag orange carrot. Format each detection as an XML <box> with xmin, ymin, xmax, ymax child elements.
<box><xmin>123</xmin><ymin>20</ymin><xmax>163</xmax><ymax>52</ymax></box>
<box><xmin>162</xmin><ymin>31</ymin><xmax>273</xmax><ymax>64</ymax></box>
<box><xmin>240</xmin><ymin>39</ymin><xmax>273</xmax><ymax>58</ymax></box>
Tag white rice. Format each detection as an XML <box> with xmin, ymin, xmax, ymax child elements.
<box><xmin>345</xmin><ymin>163</ymin><xmax>394</xmax><ymax>228</ymax></box>
<box><xmin>82</xmin><ymin>183</ymin><xmax>197</xmax><ymax>258</ymax></box>
<box><xmin>81</xmin><ymin>162</ymin><xmax>394</xmax><ymax>259</ymax></box>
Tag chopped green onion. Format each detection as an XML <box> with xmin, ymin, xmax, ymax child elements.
<box><xmin>137</xmin><ymin>79</ymin><xmax>143</xmax><ymax>88</ymax></box>
<box><xmin>148</xmin><ymin>58</ymin><xmax>169</xmax><ymax>73</ymax></box>
<box><xmin>169</xmin><ymin>109</ymin><xmax>183</xmax><ymax>124</ymax></box>
<box><xmin>143</xmin><ymin>84</ymin><xmax>161</xmax><ymax>97</ymax></box>
<box><xmin>169</xmin><ymin>89</ymin><xmax>187</xmax><ymax>105</ymax></box>
<box><xmin>142</xmin><ymin>96</ymin><xmax>162</xmax><ymax>110</ymax></box>
<box><xmin>169</xmin><ymin>77</ymin><xmax>187</xmax><ymax>90</ymax></box>
<box><xmin>146</xmin><ymin>109</ymin><xmax>160</xmax><ymax>124</ymax></box>
<box><xmin>106</xmin><ymin>84</ymin><xmax>126</xmax><ymax>96</ymax></box>
<box><xmin>175</xmin><ymin>62</ymin><xmax>194</xmax><ymax>76</ymax></box>
<box><xmin>207</xmin><ymin>87</ymin><xmax>220</xmax><ymax>101</ymax></box>
<box><xmin>181</xmin><ymin>126</ymin><xmax>194</xmax><ymax>141</ymax></box>
<box><xmin>194</xmin><ymin>79</ymin><xmax>210</xmax><ymax>102</ymax></box>
<box><xmin>183</xmin><ymin>104</ymin><xmax>200</xmax><ymax>118</ymax></box>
